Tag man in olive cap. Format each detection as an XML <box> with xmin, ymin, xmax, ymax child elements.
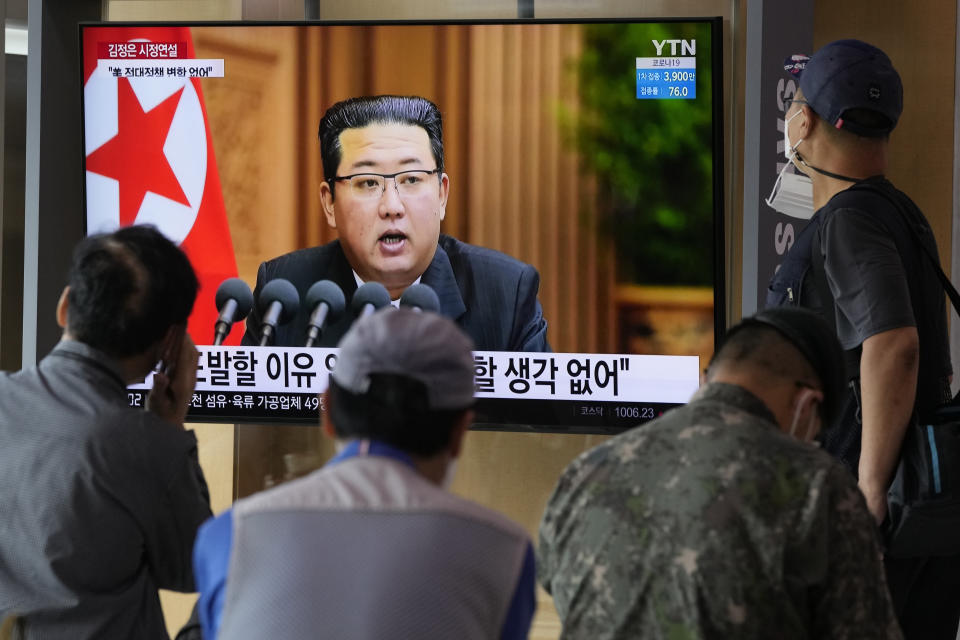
<box><xmin>539</xmin><ymin>307</ymin><xmax>900</xmax><ymax>639</ymax></box>
<box><xmin>770</xmin><ymin>39</ymin><xmax>957</xmax><ymax>637</ymax></box>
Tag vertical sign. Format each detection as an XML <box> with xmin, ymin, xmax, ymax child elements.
<box><xmin>741</xmin><ymin>0</ymin><xmax>814</xmax><ymax>315</ymax></box>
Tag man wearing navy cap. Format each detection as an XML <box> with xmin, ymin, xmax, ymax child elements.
<box><xmin>771</xmin><ymin>39</ymin><xmax>957</xmax><ymax>637</ymax></box>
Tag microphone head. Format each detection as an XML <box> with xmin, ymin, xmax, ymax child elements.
<box><xmin>215</xmin><ymin>278</ymin><xmax>254</xmax><ymax>323</ymax></box>
<box><xmin>350</xmin><ymin>282</ymin><xmax>392</xmax><ymax>318</ymax></box>
<box><xmin>399</xmin><ymin>283</ymin><xmax>440</xmax><ymax>313</ymax></box>
<box><xmin>306</xmin><ymin>280</ymin><xmax>347</xmax><ymax>324</ymax></box>
<box><xmin>259</xmin><ymin>278</ymin><xmax>301</xmax><ymax>324</ymax></box>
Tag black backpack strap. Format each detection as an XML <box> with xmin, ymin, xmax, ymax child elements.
<box><xmin>850</xmin><ymin>181</ymin><xmax>960</xmax><ymax>317</ymax></box>
<box><xmin>809</xmin><ymin>221</ymin><xmax>835</xmax><ymax>332</ymax></box>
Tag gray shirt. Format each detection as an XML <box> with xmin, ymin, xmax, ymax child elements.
<box><xmin>0</xmin><ymin>340</ymin><xmax>211</xmax><ymax>640</ymax></box>
<box><xmin>821</xmin><ymin>204</ymin><xmax>916</xmax><ymax>349</ymax></box>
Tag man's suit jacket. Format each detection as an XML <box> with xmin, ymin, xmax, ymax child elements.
<box><xmin>243</xmin><ymin>234</ymin><xmax>550</xmax><ymax>351</ymax></box>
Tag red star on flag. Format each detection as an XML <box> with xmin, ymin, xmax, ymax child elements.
<box><xmin>86</xmin><ymin>78</ymin><xmax>191</xmax><ymax>226</ymax></box>
<box><xmin>84</xmin><ymin>26</ymin><xmax>242</xmax><ymax>344</ymax></box>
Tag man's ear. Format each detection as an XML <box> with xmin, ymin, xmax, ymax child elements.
<box><xmin>437</xmin><ymin>172</ymin><xmax>450</xmax><ymax>221</ymax></box>
<box><xmin>798</xmin><ymin>104</ymin><xmax>816</xmax><ymax>138</ymax></box>
<box><xmin>447</xmin><ymin>408</ymin><xmax>473</xmax><ymax>459</ymax></box>
<box><xmin>56</xmin><ymin>286</ymin><xmax>70</xmax><ymax>329</ymax></box>
<box><xmin>320</xmin><ymin>181</ymin><xmax>337</xmax><ymax>229</ymax></box>
<box><xmin>791</xmin><ymin>386</ymin><xmax>824</xmax><ymax>441</ymax></box>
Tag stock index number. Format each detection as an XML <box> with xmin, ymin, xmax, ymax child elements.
<box><xmin>614</xmin><ymin>406</ymin><xmax>656</xmax><ymax>420</ymax></box>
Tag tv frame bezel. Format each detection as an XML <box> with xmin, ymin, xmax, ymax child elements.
<box><xmin>76</xmin><ymin>16</ymin><xmax>725</xmax><ymax>432</ymax></box>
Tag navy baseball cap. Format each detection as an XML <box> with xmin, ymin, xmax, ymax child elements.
<box><xmin>786</xmin><ymin>39</ymin><xmax>902</xmax><ymax>137</ymax></box>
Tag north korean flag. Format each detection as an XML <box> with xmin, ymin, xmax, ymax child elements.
<box><xmin>82</xmin><ymin>26</ymin><xmax>242</xmax><ymax>345</ymax></box>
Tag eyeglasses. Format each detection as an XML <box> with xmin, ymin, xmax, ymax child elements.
<box><xmin>330</xmin><ymin>169</ymin><xmax>441</xmax><ymax>200</ymax></box>
<box><xmin>784</xmin><ymin>98</ymin><xmax>810</xmax><ymax>114</ymax></box>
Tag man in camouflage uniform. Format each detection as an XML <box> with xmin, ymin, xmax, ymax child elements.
<box><xmin>538</xmin><ymin>307</ymin><xmax>900</xmax><ymax>639</ymax></box>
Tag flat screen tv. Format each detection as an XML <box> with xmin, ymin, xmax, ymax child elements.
<box><xmin>79</xmin><ymin>18</ymin><xmax>724</xmax><ymax>432</ymax></box>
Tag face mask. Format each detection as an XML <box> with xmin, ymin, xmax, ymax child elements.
<box><xmin>788</xmin><ymin>388</ymin><xmax>821</xmax><ymax>442</ymax></box>
<box><xmin>783</xmin><ymin>108</ymin><xmax>802</xmax><ymax>161</ymax></box>
<box><xmin>765</xmin><ymin>110</ymin><xmax>814</xmax><ymax>219</ymax></box>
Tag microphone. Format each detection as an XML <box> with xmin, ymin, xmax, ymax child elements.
<box><xmin>399</xmin><ymin>283</ymin><xmax>440</xmax><ymax>313</ymax></box>
<box><xmin>257</xmin><ymin>278</ymin><xmax>300</xmax><ymax>346</ymax></box>
<box><xmin>213</xmin><ymin>278</ymin><xmax>254</xmax><ymax>346</ymax></box>
<box><xmin>350</xmin><ymin>282</ymin><xmax>391</xmax><ymax>320</ymax></box>
<box><xmin>304</xmin><ymin>280</ymin><xmax>346</xmax><ymax>347</ymax></box>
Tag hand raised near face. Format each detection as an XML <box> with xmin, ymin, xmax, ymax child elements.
<box><xmin>147</xmin><ymin>328</ymin><xmax>199</xmax><ymax>427</ymax></box>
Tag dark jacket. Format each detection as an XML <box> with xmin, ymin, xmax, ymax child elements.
<box><xmin>243</xmin><ymin>234</ymin><xmax>550</xmax><ymax>351</ymax></box>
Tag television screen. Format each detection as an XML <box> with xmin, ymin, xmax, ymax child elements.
<box><xmin>80</xmin><ymin>18</ymin><xmax>723</xmax><ymax>431</ymax></box>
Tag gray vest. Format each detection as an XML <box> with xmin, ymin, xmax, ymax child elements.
<box><xmin>218</xmin><ymin>456</ymin><xmax>530</xmax><ymax>639</ymax></box>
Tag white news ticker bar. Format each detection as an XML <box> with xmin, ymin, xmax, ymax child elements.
<box><xmin>131</xmin><ymin>347</ymin><xmax>700</xmax><ymax>404</ymax></box>
<box><xmin>635</xmin><ymin>57</ymin><xmax>696</xmax><ymax>69</ymax></box>
<box><xmin>96</xmin><ymin>59</ymin><xmax>225</xmax><ymax>78</ymax></box>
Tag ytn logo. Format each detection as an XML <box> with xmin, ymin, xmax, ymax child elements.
<box><xmin>652</xmin><ymin>39</ymin><xmax>696</xmax><ymax>56</ymax></box>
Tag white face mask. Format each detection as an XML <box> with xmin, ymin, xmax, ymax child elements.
<box><xmin>765</xmin><ymin>110</ymin><xmax>814</xmax><ymax>219</ymax></box>
<box><xmin>788</xmin><ymin>388</ymin><xmax>821</xmax><ymax>443</ymax></box>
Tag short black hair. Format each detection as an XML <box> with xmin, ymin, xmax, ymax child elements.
<box><xmin>327</xmin><ymin>373</ymin><xmax>466</xmax><ymax>457</ymax></box>
<box><xmin>709</xmin><ymin>324</ymin><xmax>819</xmax><ymax>385</ymax></box>
<box><xmin>709</xmin><ymin>307</ymin><xmax>846</xmax><ymax>424</ymax></box>
<box><xmin>66</xmin><ymin>225</ymin><xmax>198</xmax><ymax>358</ymax></box>
<box><xmin>318</xmin><ymin>95</ymin><xmax>444</xmax><ymax>198</ymax></box>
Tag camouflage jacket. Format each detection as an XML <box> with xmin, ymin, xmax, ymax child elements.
<box><xmin>537</xmin><ymin>382</ymin><xmax>901</xmax><ymax>640</ymax></box>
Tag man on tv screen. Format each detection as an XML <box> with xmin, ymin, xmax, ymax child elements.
<box><xmin>243</xmin><ymin>95</ymin><xmax>550</xmax><ymax>351</ymax></box>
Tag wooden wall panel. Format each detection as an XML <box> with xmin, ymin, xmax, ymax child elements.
<box><xmin>313</xmin><ymin>0</ymin><xmax>517</xmax><ymax>20</ymax></box>
<box><xmin>369</xmin><ymin>26</ymin><xmax>439</xmax><ymax>97</ymax></box>
<box><xmin>298</xmin><ymin>29</ymin><xmax>328</xmax><ymax>247</ymax></box>
<box><xmin>193</xmin><ymin>27</ymin><xmax>303</xmax><ymax>285</ymax></box>
<box><xmin>106</xmin><ymin>0</ymin><xmax>241</xmax><ymax>20</ymax></box>
<box><xmin>437</xmin><ymin>26</ymin><xmax>472</xmax><ymax>241</ymax></box>
<box><xmin>467</xmin><ymin>24</ymin><xmax>615</xmax><ymax>353</ymax></box>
